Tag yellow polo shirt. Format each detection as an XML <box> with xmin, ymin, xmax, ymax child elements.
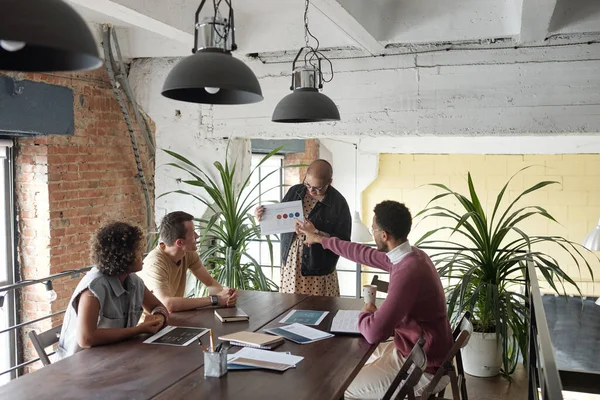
<box><xmin>138</xmin><ymin>245</ymin><xmax>202</xmax><ymax>297</ymax></box>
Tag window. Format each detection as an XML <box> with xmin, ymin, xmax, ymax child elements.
<box><xmin>0</xmin><ymin>140</ymin><xmax>16</xmax><ymax>384</ymax></box>
<box><xmin>243</xmin><ymin>154</ymin><xmax>284</xmax><ymax>284</ymax></box>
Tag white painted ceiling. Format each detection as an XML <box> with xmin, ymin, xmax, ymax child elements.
<box><xmin>67</xmin><ymin>0</ymin><xmax>600</xmax><ymax>59</ymax></box>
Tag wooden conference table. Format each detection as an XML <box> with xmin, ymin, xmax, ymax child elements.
<box><xmin>0</xmin><ymin>291</ymin><xmax>377</xmax><ymax>400</ymax></box>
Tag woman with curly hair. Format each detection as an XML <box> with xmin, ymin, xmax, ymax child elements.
<box><xmin>56</xmin><ymin>222</ymin><xmax>169</xmax><ymax>360</ymax></box>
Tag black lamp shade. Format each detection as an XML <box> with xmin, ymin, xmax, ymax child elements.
<box><xmin>272</xmin><ymin>88</ymin><xmax>340</xmax><ymax>123</ymax></box>
<box><xmin>162</xmin><ymin>49</ymin><xmax>263</xmax><ymax>105</ymax></box>
<box><xmin>0</xmin><ymin>0</ymin><xmax>102</xmax><ymax>72</ymax></box>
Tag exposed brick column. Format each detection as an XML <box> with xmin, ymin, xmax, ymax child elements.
<box><xmin>4</xmin><ymin>68</ymin><xmax>155</xmax><ymax>373</ymax></box>
<box><xmin>283</xmin><ymin>139</ymin><xmax>320</xmax><ymax>190</ymax></box>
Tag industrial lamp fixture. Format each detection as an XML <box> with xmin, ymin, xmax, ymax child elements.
<box><xmin>0</xmin><ymin>0</ymin><xmax>102</xmax><ymax>72</ymax></box>
<box><xmin>272</xmin><ymin>0</ymin><xmax>340</xmax><ymax>123</ymax></box>
<box><xmin>162</xmin><ymin>0</ymin><xmax>263</xmax><ymax>104</ymax></box>
<box><xmin>350</xmin><ymin>144</ymin><xmax>372</xmax><ymax>243</ymax></box>
<box><xmin>583</xmin><ymin>217</ymin><xmax>600</xmax><ymax>251</ymax></box>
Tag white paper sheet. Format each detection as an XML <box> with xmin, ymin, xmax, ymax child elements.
<box><xmin>228</xmin><ymin>347</ymin><xmax>304</xmax><ymax>366</ymax></box>
<box><xmin>259</xmin><ymin>201</ymin><xmax>304</xmax><ymax>235</ymax></box>
<box><xmin>330</xmin><ymin>310</ymin><xmax>361</xmax><ymax>334</ymax></box>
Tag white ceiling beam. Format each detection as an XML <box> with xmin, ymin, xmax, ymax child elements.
<box><xmin>519</xmin><ymin>0</ymin><xmax>559</xmax><ymax>43</ymax></box>
<box><xmin>67</xmin><ymin>0</ymin><xmax>192</xmax><ymax>44</ymax></box>
<box><xmin>310</xmin><ymin>0</ymin><xmax>385</xmax><ymax>56</ymax></box>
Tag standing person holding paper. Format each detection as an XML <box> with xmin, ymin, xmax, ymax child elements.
<box><xmin>298</xmin><ymin>201</ymin><xmax>453</xmax><ymax>398</ymax></box>
<box><xmin>255</xmin><ymin>160</ymin><xmax>351</xmax><ymax>296</ymax></box>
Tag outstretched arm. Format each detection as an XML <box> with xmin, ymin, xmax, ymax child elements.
<box><xmin>298</xmin><ymin>223</ymin><xmax>391</xmax><ymax>272</ymax></box>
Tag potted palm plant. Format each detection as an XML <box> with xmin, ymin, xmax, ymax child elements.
<box><xmin>160</xmin><ymin>145</ymin><xmax>291</xmax><ymax>291</ymax></box>
<box><xmin>415</xmin><ymin>169</ymin><xmax>595</xmax><ymax>377</ymax></box>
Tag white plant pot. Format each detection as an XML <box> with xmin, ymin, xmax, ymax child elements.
<box><xmin>461</xmin><ymin>332</ymin><xmax>502</xmax><ymax>377</ymax></box>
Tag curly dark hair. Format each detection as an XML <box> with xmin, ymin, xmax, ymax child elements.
<box><xmin>373</xmin><ymin>201</ymin><xmax>412</xmax><ymax>241</ymax></box>
<box><xmin>159</xmin><ymin>211</ymin><xmax>193</xmax><ymax>246</ymax></box>
<box><xmin>91</xmin><ymin>222</ymin><xmax>144</xmax><ymax>276</ymax></box>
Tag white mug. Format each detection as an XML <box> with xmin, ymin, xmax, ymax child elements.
<box><xmin>362</xmin><ymin>284</ymin><xmax>377</xmax><ymax>304</ymax></box>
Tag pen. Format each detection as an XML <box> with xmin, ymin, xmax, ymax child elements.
<box><xmin>209</xmin><ymin>329</ymin><xmax>215</xmax><ymax>352</ymax></box>
<box><xmin>215</xmin><ymin>342</ymin><xmax>223</xmax><ymax>353</ymax></box>
<box><xmin>198</xmin><ymin>338</ymin><xmax>208</xmax><ymax>352</ymax></box>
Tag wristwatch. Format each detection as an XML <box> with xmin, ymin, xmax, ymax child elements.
<box><xmin>209</xmin><ymin>295</ymin><xmax>219</xmax><ymax>306</ymax></box>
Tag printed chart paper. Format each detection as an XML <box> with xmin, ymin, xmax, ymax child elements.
<box><xmin>259</xmin><ymin>201</ymin><xmax>304</xmax><ymax>235</ymax></box>
<box><xmin>143</xmin><ymin>326</ymin><xmax>209</xmax><ymax>347</ymax></box>
<box><xmin>279</xmin><ymin>309</ymin><xmax>329</xmax><ymax>325</ymax></box>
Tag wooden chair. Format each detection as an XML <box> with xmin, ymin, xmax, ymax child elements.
<box><xmin>28</xmin><ymin>325</ymin><xmax>62</xmax><ymax>366</ymax></box>
<box><xmin>420</xmin><ymin>312</ymin><xmax>473</xmax><ymax>400</ymax></box>
<box><xmin>371</xmin><ymin>274</ymin><xmax>389</xmax><ymax>293</ymax></box>
<box><xmin>381</xmin><ymin>336</ymin><xmax>428</xmax><ymax>400</ymax></box>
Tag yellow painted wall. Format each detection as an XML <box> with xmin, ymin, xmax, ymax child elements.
<box><xmin>362</xmin><ymin>154</ymin><xmax>600</xmax><ymax>296</ymax></box>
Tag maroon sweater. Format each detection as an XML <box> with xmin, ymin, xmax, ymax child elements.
<box><xmin>322</xmin><ymin>237</ymin><xmax>453</xmax><ymax>373</ymax></box>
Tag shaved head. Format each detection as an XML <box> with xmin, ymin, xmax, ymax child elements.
<box><xmin>306</xmin><ymin>159</ymin><xmax>333</xmax><ymax>182</ymax></box>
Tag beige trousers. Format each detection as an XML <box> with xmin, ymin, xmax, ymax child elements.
<box><xmin>345</xmin><ymin>341</ymin><xmax>450</xmax><ymax>400</ymax></box>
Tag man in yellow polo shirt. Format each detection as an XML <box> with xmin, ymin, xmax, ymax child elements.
<box><xmin>139</xmin><ymin>211</ymin><xmax>237</xmax><ymax>312</ymax></box>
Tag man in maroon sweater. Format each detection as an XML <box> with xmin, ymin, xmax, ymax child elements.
<box><xmin>298</xmin><ymin>200</ymin><xmax>453</xmax><ymax>399</ymax></box>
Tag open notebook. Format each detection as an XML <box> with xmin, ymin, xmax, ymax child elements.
<box><xmin>330</xmin><ymin>310</ymin><xmax>361</xmax><ymax>334</ymax></box>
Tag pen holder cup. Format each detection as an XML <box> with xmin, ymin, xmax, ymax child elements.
<box><xmin>204</xmin><ymin>349</ymin><xmax>228</xmax><ymax>378</ymax></box>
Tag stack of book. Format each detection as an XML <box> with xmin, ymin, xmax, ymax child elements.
<box><xmin>219</xmin><ymin>331</ymin><xmax>285</xmax><ymax>350</ymax></box>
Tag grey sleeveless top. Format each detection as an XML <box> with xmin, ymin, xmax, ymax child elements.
<box><xmin>55</xmin><ymin>267</ymin><xmax>144</xmax><ymax>360</ymax></box>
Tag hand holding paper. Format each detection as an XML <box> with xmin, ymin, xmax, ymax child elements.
<box><xmin>258</xmin><ymin>201</ymin><xmax>304</xmax><ymax>235</ymax></box>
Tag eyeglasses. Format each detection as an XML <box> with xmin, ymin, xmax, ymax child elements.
<box><xmin>369</xmin><ymin>227</ymin><xmax>383</xmax><ymax>236</ymax></box>
<box><xmin>303</xmin><ymin>180</ymin><xmax>328</xmax><ymax>193</ymax></box>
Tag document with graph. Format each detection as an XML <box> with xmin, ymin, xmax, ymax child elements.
<box><xmin>259</xmin><ymin>201</ymin><xmax>304</xmax><ymax>235</ymax></box>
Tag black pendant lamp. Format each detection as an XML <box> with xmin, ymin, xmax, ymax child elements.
<box><xmin>272</xmin><ymin>0</ymin><xmax>340</xmax><ymax>123</ymax></box>
<box><xmin>162</xmin><ymin>0</ymin><xmax>263</xmax><ymax>105</ymax></box>
<box><xmin>0</xmin><ymin>0</ymin><xmax>102</xmax><ymax>72</ymax></box>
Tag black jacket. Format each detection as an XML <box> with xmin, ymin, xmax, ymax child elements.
<box><xmin>280</xmin><ymin>184</ymin><xmax>351</xmax><ymax>276</ymax></box>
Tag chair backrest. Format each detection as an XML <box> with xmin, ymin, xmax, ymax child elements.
<box><xmin>382</xmin><ymin>336</ymin><xmax>427</xmax><ymax>400</ymax></box>
<box><xmin>422</xmin><ymin>312</ymin><xmax>473</xmax><ymax>400</ymax></box>
<box><xmin>371</xmin><ymin>274</ymin><xmax>389</xmax><ymax>293</ymax></box>
<box><xmin>28</xmin><ymin>325</ymin><xmax>62</xmax><ymax>366</ymax></box>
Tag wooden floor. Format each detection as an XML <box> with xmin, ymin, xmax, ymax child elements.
<box><xmin>465</xmin><ymin>365</ymin><xmax>528</xmax><ymax>400</ymax></box>
<box><xmin>464</xmin><ymin>365</ymin><xmax>600</xmax><ymax>400</ymax></box>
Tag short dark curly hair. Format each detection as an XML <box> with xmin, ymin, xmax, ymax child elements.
<box><xmin>91</xmin><ymin>221</ymin><xmax>144</xmax><ymax>276</ymax></box>
<box><xmin>159</xmin><ymin>211</ymin><xmax>193</xmax><ymax>246</ymax></box>
<box><xmin>373</xmin><ymin>201</ymin><xmax>412</xmax><ymax>241</ymax></box>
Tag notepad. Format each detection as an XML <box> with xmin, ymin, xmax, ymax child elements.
<box><xmin>264</xmin><ymin>323</ymin><xmax>334</xmax><ymax>344</ymax></box>
<box><xmin>227</xmin><ymin>348</ymin><xmax>303</xmax><ymax>371</ymax></box>
<box><xmin>219</xmin><ymin>331</ymin><xmax>284</xmax><ymax>347</ymax></box>
<box><xmin>215</xmin><ymin>307</ymin><xmax>249</xmax><ymax>322</ymax></box>
<box><xmin>330</xmin><ymin>310</ymin><xmax>361</xmax><ymax>334</ymax></box>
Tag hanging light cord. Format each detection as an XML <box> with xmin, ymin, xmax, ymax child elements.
<box><xmin>302</xmin><ymin>0</ymin><xmax>334</xmax><ymax>83</ymax></box>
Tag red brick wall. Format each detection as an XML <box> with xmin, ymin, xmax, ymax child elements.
<box><xmin>3</xmin><ymin>69</ymin><xmax>155</xmax><ymax>373</ymax></box>
<box><xmin>283</xmin><ymin>139</ymin><xmax>319</xmax><ymax>190</ymax></box>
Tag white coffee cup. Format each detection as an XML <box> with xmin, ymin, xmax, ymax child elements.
<box><xmin>362</xmin><ymin>284</ymin><xmax>377</xmax><ymax>304</ymax></box>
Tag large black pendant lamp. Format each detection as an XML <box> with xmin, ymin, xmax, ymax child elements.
<box><xmin>0</xmin><ymin>0</ymin><xmax>102</xmax><ymax>72</ymax></box>
<box><xmin>161</xmin><ymin>0</ymin><xmax>263</xmax><ymax>105</ymax></box>
<box><xmin>272</xmin><ymin>0</ymin><xmax>340</xmax><ymax>123</ymax></box>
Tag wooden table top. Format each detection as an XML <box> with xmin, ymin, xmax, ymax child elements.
<box><xmin>0</xmin><ymin>290</ymin><xmax>308</xmax><ymax>400</ymax></box>
<box><xmin>154</xmin><ymin>296</ymin><xmax>377</xmax><ymax>400</ymax></box>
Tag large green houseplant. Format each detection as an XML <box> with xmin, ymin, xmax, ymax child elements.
<box><xmin>415</xmin><ymin>169</ymin><xmax>595</xmax><ymax>377</ymax></box>
<box><xmin>160</xmin><ymin>146</ymin><xmax>290</xmax><ymax>292</ymax></box>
